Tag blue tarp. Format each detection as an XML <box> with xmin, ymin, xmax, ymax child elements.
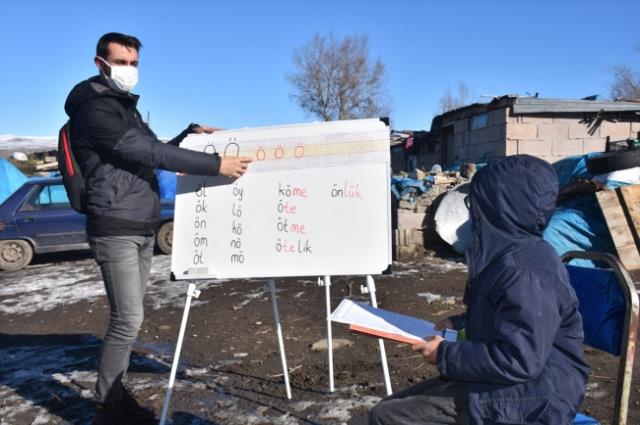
<box><xmin>156</xmin><ymin>169</ymin><xmax>177</xmax><ymax>201</ymax></box>
<box><xmin>543</xmin><ymin>154</ymin><xmax>621</xmax><ymax>267</ymax></box>
<box><xmin>390</xmin><ymin>175</ymin><xmax>430</xmax><ymax>200</ymax></box>
<box><xmin>0</xmin><ymin>158</ymin><xmax>27</xmax><ymax>205</ymax></box>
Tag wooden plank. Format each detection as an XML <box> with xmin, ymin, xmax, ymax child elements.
<box><xmin>597</xmin><ymin>187</ymin><xmax>640</xmax><ymax>271</ymax></box>
<box><xmin>619</xmin><ymin>185</ymin><xmax>640</xmax><ymax>243</ymax></box>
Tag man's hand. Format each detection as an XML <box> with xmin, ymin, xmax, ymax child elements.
<box><xmin>192</xmin><ymin>124</ymin><xmax>223</xmax><ymax>134</ymax></box>
<box><xmin>434</xmin><ymin>318</ymin><xmax>454</xmax><ymax>331</ymax></box>
<box><xmin>411</xmin><ymin>335</ymin><xmax>444</xmax><ymax>365</ymax></box>
<box><xmin>219</xmin><ymin>156</ymin><xmax>252</xmax><ymax>178</ymax></box>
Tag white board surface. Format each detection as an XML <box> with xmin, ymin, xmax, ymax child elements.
<box><xmin>170</xmin><ymin>119</ymin><xmax>391</xmax><ymax>279</ymax></box>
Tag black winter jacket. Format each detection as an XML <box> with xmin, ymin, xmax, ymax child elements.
<box><xmin>64</xmin><ymin>76</ymin><xmax>220</xmax><ymax>236</ymax></box>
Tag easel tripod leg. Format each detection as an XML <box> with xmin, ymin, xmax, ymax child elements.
<box><xmin>324</xmin><ymin>275</ymin><xmax>335</xmax><ymax>393</ymax></box>
<box><xmin>365</xmin><ymin>275</ymin><xmax>393</xmax><ymax>396</ymax></box>
<box><xmin>159</xmin><ymin>282</ymin><xmax>200</xmax><ymax>425</ymax></box>
<box><xmin>268</xmin><ymin>278</ymin><xmax>292</xmax><ymax>399</ymax></box>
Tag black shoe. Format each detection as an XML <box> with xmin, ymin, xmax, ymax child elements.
<box><xmin>92</xmin><ymin>401</ymin><xmax>124</xmax><ymax>425</ymax></box>
<box><xmin>121</xmin><ymin>387</ymin><xmax>156</xmax><ymax>422</ymax></box>
<box><xmin>93</xmin><ymin>389</ymin><xmax>156</xmax><ymax>425</ymax></box>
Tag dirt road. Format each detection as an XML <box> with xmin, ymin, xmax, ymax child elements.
<box><xmin>1</xmin><ymin>252</ymin><xmax>637</xmax><ymax>424</ymax></box>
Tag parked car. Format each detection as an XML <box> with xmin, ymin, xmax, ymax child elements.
<box><xmin>0</xmin><ymin>177</ymin><xmax>174</xmax><ymax>271</ymax></box>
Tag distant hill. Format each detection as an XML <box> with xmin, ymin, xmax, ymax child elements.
<box><xmin>0</xmin><ymin>134</ymin><xmax>57</xmax><ymax>158</ymax></box>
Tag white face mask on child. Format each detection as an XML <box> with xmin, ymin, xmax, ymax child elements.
<box><xmin>98</xmin><ymin>57</ymin><xmax>138</xmax><ymax>93</ymax></box>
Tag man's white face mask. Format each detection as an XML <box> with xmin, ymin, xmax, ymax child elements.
<box><xmin>98</xmin><ymin>57</ymin><xmax>138</xmax><ymax>93</ymax></box>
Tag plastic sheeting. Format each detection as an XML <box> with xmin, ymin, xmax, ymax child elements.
<box><xmin>0</xmin><ymin>158</ymin><xmax>27</xmax><ymax>205</ymax></box>
<box><xmin>390</xmin><ymin>175</ymin><xmax>430</xmax><ymax>200</ymax></box>
<box><xmin>566</xmin><ymin>264</ymin><xmax>624</xmax><ymax>356</ymax></box>
<box><xmin>543</xmin><ymin>153</ymin><xmax>628</xmax><ymax>267</ymax></box>
<box><xmin>156</xmin><ymin>169</ymin><xmax>177</xmax><ymax>201</ymax></box>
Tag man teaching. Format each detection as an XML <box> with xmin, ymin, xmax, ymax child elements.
<box><xmin>64</xmin><ymin>32</ymin><xmax>252</xmax><ymax>424</ymax></box>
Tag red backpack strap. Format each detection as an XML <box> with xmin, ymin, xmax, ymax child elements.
<box><xmin>59</xmin><ymin>122</ymin><xmax>75</xmax><ymax>176</ymax></box>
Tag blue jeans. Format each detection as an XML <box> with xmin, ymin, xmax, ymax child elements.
<box><xmin>90</xmin><ymin>235</ymin><xmax>155</xmax><ymax>404</ymax></box>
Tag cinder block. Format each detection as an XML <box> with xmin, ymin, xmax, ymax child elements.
<box><xmin>397</xmin><ymin>210</ymin><xmax>426</xmax><ymax>229</ymax></box>
<box><xmin>538</xmin><ymin>124</ymin><xmax>569</xmax><ymax>140</ymax></box>
<box><xmin>553</xmin><ymin>116</ymin><xmax>583</xmax><ymax>124</ymax></box>
<box><xmin>454</xmin><ymin>119</ymin><xmax>468</xmax><ymax>134</ymax></box>
<box><xmin>486</xmin><ymin>125</ymin><xmax>506</xmax><ymax>143</ymax></box>
<box><xmin>506</xmin><ymin>140</ymin><xmax>519</xmax><ymax>155</ymax></box>
<box><xmin>583</xmin><ymin>138</ymin><xmax>607</xmax><ymax>153</ymax></box>
<box><xmin>454</xmin><ymin>133</ymin><xmax>464</xmax><ymax>147</ymax></box>
<box><xmin>600</xmin><ymin>121</ymin><xmax>632</xmax><ymax>140</ymax></box>
<box><xmin>456</xmin><ymin>146</ymin><xmax>471</xmax><ymax>162</ymax></box>
<box><xmin>507</xmin><ymin>124</ymin><xmax>537</xmax><ymax>140</ymax></box>
<box><xmin>475</xmin><ymin>127</ymin><xmax>492</xmax><ymax>144</ymax></box>
<box><xmin>569</xmin><ymin>122</ymin><xmax>596</xmax><ymax>139</ymax></box>
<box><xmin>472</xmin><ymin>143</ymin><xmax>499</xmax><ymax>161</ymax></box>
<box><xmin>507</xmin><ymin>113</ymin><xmax>520</xmax><ymax>125</ymax></box>
<box><xmin>518</xmin><ymin>139</ymin><xmax>552</xmax><ymax>157</ymax></box>
<box><xmin>521</xmin><ymin>115</ymin><xmax>553</xmax><ymax>124</ymax></box>
<box><xmin>552</xmin><ymin>139</ymin><xmax>583</xmax><ymax>157</ymax></box>
<box><xmin>488</xmin><ymin>108</ymin><xmax>508</xmax><ymax>125</ymax></box>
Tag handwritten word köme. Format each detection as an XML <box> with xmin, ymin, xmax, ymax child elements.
<box><xmin>278</xmin><ymin>183</ymin><xmax>308</xmax><ymax>198</ymax></box>
<box><xmin>330</xmin><ymin>182</ymin><xmax>362</xmax><ymax>199</ymax></box>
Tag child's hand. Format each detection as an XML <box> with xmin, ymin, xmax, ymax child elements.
<box><xmin>411</xmin><ymin>335</ymin><xmax>444</xmax><ymax>364</ymax></box>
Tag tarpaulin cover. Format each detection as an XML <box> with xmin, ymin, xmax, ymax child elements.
<box><xmin>390</xmin><ymin>175</ymin><xmax>429</xmax><ymax>200</ymax></box>
<box><xmin>156</xmin><ymin>169</ymin><xmax>177</xmax><ymax>201</ymax></box>
<box><xmin>566</xmin><ymin>264</ymin><xmax>624</xmax><ymax>356</ymax></box>
<box><xmin>543</xmin><ymin>154</ymin><xmax>617</xmax><ymax>267</ymax></box>
<box><xmin>0</xmin><ymin>158</ymin><xmax>27</xmax><ymax>205</ymax></box>
<box><xmin>572</xmin><ymin>412</ymin><xmax>600</xmax><ymax>424</ymax></box>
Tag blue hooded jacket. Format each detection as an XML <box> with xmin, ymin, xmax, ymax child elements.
<box><xmin>437</xmin><ymin>155</ymin><xmax>590</xmax><ymax>424</ymax></box>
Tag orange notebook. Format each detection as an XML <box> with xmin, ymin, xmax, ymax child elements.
<box><xmin>330</xmin><ymin>299</ymin><xmax>458</xmax><ymax>344</ymax></box>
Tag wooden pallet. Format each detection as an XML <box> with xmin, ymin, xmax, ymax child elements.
<box><xmin>596</xmin><ymin>184</ymin><xmax>640</xmax><ymax>271</ymax></box>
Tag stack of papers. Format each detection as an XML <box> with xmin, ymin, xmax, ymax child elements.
<box><xmin>330</xmin><ymin>299</ymin><xmax>458</xmax><ymax>344</ymax></box>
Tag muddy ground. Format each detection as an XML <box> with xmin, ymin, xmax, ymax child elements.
<box><xmin>1</xmin><ymin>251</ymin><xmax>638</xmax><ymax>425</ymax></box>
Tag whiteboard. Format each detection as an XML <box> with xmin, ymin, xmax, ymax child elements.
<box><xmin>170</xmin><ymin>119</ymin><xmax>391</xmax><ymax>279</ymax></box>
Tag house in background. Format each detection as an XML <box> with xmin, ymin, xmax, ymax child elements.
<box><xmin>390</xmin><ymin>130</ymin><xmax>431</xmax><ymax>173</ymax></box>
<box><xmin>426</xmin><ymin>95</ymin><xmax>640</xmax><ymax>168</ymax></box>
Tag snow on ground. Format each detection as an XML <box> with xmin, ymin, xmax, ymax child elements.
<box><xmin>0</xmin><ymin>255</ymin><xmax>225</xmax><ymax>315</ymax></box>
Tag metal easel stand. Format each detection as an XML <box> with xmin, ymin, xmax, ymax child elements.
<box><xmin>323</xmin><ymin>274</ymin><xmax>393</xmax><ymax>396</ymax></box>
<box><xmin>361</xmin><ymin>275</ymin><xmax>393</xmax><ymax>396</ymax></box>
<box><xmin>319</xmin><ymin>276</ymin><xmax>335</xmax><ymax>393</ymax></box>
<box><xmin>267</xmin><ymin>278</ymin><xmax>292</xmax><ymax>399</ymax></box>
<box><xmin>159</xmin><ymin>282</ymin><xmax>201</xmax><ymax>425</ymax></box>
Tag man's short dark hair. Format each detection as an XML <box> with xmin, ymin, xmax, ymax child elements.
<box><xmin>96</xmin><ymin>32</ymin><xmax>142</xmax><ymax>59</ymax></box>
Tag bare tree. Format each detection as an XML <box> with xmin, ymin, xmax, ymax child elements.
<box><xmin>287</xmin><ymin>33</ymin><xmax>390</xmax><ymax>121</ymax></box>
<box><xmin>438</xmin><ymin>82</ymin><xmax>471</xmax><ymax>113</ymax></box>
<box><xmin>611</xmin><ymin>65</ymin><xmax>640</xmax><ymax>101</ymax></box>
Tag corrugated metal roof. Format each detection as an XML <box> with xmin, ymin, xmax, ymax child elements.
<box><xmin>512</xmin><ymin>98</ymin><xmax>640</xmax><ymax>114</ymax></box>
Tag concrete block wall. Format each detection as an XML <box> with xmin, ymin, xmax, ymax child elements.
<box><xmin>453</xmin><ymin>108</ymin><xmax>508</xmax><ymax>163</ymax></box>
<box><xmin>506</xmin><ymin>113</ymin><xmax>638</xmax><ymax>163</ymax></box>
